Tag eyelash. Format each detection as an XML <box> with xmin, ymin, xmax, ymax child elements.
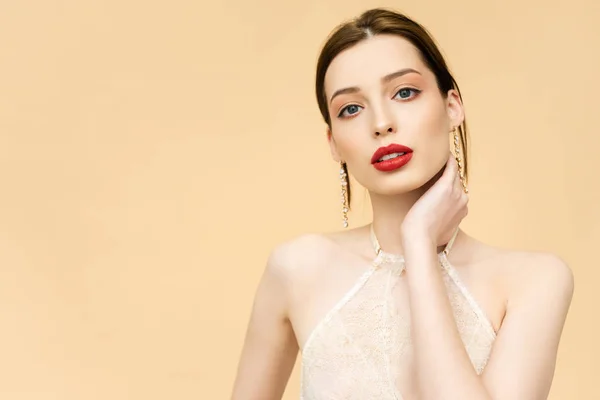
<box><xmin>337</xmin><ymin>87</ymin><xmax>422</xmax><ymax>119</ymax></box>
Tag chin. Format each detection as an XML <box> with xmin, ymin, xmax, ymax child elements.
<box><xmin>366</xmin><ymin>171</ymin><xmax>433</xmax><ymax>196</ymax></box>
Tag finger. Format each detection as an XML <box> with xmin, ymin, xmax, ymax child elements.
<box><xmin>460</xmin><ymin>190</ymin><xmax>469</xmax><ymax>205</ymax></box>
<box><xmin>451</xmin><ymin>156</ymin><xmax>463</xmax><ymax>191</ymax></box>
<box><xmin>449</xmin><ymin>152</ymin><xmax>469</xmax><ymax>195</ymax></box>
<box><xmin>460</xmin><ymin>200</ymin><xmax>469</xmax><ymax>221</ymax></box>
<box><xmin>443</xmin><ymin>152</ymin><xmax>458</xmax><ymax>184</ymax></box>
<box><xmin>454</xmin><ymin>171</ymin><xmax>464</xmax><ymax>195</ymax></box>
<box><xmin>452</xmin><ymin>156</ymin><xmax>462</xmax><ymax>187</ymax></box>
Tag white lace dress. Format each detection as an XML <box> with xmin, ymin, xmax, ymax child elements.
<box><xmin>300</xmin><ymin>227</ymin><xmax>497</xmax><ymax>400</ymax></box>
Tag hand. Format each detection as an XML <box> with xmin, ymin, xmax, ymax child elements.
<box><xmin>401</xmin><ymin>153</ymin><xmax>468</xmax><ymax>247</ymax></box>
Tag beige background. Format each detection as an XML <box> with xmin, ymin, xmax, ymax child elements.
<box><xmin>0</xmin><ymin>0</ymin><xmax>597</xmax><ymax>399</ymax></box>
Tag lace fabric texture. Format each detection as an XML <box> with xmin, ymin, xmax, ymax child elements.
<box><xmin>300</xmin><ymin>253</ymin><xmax>496</xmax><ymax>400</ymax></box>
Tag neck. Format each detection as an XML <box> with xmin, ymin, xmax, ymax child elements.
<box><xmin>369</xmin><ymin>189</ymin><xmax>422</xmax><ymax>256</ymax></box>
<box><xmin>368</xmin><ymin>171</ymin><xmax>447</xmax><ymax>257</ymax></box>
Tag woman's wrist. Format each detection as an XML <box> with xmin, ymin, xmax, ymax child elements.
<box><xmin>401</xmin><ymin>224</ymin><xmax>436</xmax><ymax>252</ymax></box>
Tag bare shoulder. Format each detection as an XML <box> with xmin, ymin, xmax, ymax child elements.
<box><xmin>466</xmin><ymin>235</ymin><xmax>574</xmax><ymax>302</ymax></box>
<box><xmin>264</xmin><ymin>226</ymin><xmax>372</xmax><ymax>286</ymax></box>
<box><xmin>264</xmin><ymin>232</ymin><xmax>342</xmax><ymax>282</ymax></box>
<box><xmin>506</xmin><ymin>250</ymin><xmax>574</xmax><ymax>301</ymax></box>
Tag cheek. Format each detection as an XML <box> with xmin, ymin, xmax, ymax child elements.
<box><xmin>414</xmin><ymin>97</ymin><xmax>448</xmax><ymax>134</ymax></box>
<box><xmin>331</xmin><ymin>121</ymin><xmax>370</xmax><ymax>159</ymax></box>
<box><xmin>409</xmin><ymin>102</ymin><xmax>450</xmax><ymax>165</ymax></box>
<box><xmin>407</xmin><ymin>101</ymin><xmax>449</xmax><ymax>153</ymax></box>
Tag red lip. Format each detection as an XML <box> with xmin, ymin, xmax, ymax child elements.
<box><xmin>371</xmin><ymin>143</ymin><xmax>413</xmax><ymax>164</ymax></box>
<box><xmin>371</xmin><ymin>143</ymin><xmax>414</xmax><ymax>172</ymax></box>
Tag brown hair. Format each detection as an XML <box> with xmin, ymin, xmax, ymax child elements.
<box><xmin>315</xmin><ymin>8</ymin><xmax>469</xmax><ymax>208</ymax></box>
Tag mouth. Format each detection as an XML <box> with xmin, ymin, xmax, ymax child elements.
<box><xmin>376</xmin><ymin>152</ymin><xmax>407</xmax><ymax>162</ymax></box>
<box><xmin>371</xmin><ymin>144</ymin><xmax>413</xmax><ymax>164</ymax></box>
<box><xmin>371</xmin><ymin>143</ymin><xmax>414</xmax><ymax>172</ymax></box>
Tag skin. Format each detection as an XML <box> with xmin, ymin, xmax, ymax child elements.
<box><xmin>230</xmin><ymin>34</ymin><xmax>574</xmax><ymax>400</ymax></box>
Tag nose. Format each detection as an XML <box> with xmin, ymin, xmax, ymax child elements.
<box><xmin>374</xmin><ymin>124</ymin><xmax>395</xmax><ymax>136</ymax></box>
<box><xmin>372</xmin><ymin>106</ymin><xmax>397</xmax><ymax>137</ymax></box>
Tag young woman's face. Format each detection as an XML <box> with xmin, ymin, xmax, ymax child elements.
<box><xmin>324</xmin><ymin>34</ymin><xmax>464</xmax><ymax>195</ymax></box>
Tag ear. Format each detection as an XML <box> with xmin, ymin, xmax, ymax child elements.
<box><xmin>327</xmin><ymin>127</ymin><xmax>342</xmax><ymax>163</ymax></box>
<box><xmin>446</xmin><ymin>89</ymin><xmax>465</xmax><ymax>129</ymax></box>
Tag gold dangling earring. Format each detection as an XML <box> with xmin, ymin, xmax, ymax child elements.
<box><xmin>340</xmin><ymin>162</ymin><xmax>349</xmax><ymax>228</ymax></box>
<box><xmin>453</xmin><ymin>127</ymin><xmax>469</xmax><ymax>193</ymax></box>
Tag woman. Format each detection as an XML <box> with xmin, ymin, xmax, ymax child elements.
<box><xmin>231</xmin><ymin>8</ymin><xmax>573</xmax><ymax>400</ymax></box>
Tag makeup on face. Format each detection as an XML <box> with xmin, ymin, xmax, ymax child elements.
<box><xmin>371</xmin><ymin>143</ymin><xmax>414</xmax><ymax>172</ymax></box>
<box><xmin>329</xmin><ymin>69</ymin><xmax>426</xmax><ymax>121</ymax></box>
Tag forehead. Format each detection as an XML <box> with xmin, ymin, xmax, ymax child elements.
<box><xmin>324</xmin><ymin>34</ymin><xmax>427</xmax><ymax>94</ymax></box>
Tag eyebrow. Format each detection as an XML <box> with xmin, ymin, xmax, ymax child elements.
<box><xmin>329</xmin><ymin>68</ymin><xmax>421</xmax><ymax>105</ymax></box>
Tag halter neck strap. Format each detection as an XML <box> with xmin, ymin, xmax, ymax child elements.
<box><xmin>369</xmin><ymin>224</ymin><xmax>459</xmax><ymax>258</ymax></box>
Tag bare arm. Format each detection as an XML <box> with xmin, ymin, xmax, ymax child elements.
<box><xmin>401</xmin><ymin>155</ymin><xmax>574</xmax><ymax>399</ymax></box>
<box><xmin>230</xmin><ymin>247</ymin><xmax>299</xmax><ymax>400</ymax></box>
<box><xmin>480</xmin><ymin>253</ymin><xmax>574</xmax><ymax>399</ymax></box>
<box><xmin>405</xmin><ymin>238</ymin><xmax>574</xmax><ymax>400</ymax></box>
<box><xmin>405</xmin><ymin>238</ymin><xmax>493</xmax><ymax>400</ymax></box>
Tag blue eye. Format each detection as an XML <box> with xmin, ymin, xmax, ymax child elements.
<box><xmin>338</xmin><ymin>104</ymin><xmax>363</xmax><ymax>118</ymax></box>
<box><xmin>394</xmin><ymin>88</ymin><xmax>420</xmax><ymax>100</ymax></box>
